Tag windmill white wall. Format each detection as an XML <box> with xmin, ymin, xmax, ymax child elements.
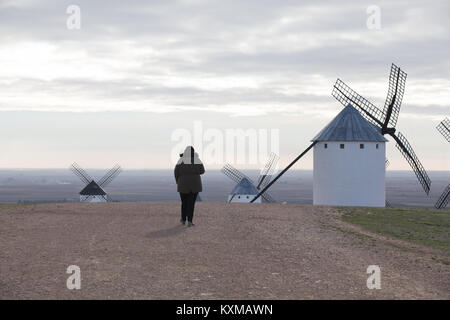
<box><xmin>80</xmin><ymin>195</ymin><xmax>107</xmax><ymax>203</ymax></box>
<box><xmin>313</xmin><ymin>141</ymin><xmax>385</xmax><ymax>206</ymax></box>
<box><xmin>228</xmin><ymin>194</ymin><xmax>262</xmax><ymax>203</ymax></box>
<box><xmin>227</xmin><ymin>177</ymin><xmax>262</xmax><ymax>203</ymax></box>
<box><xmin>312</xmin><ymin>105</ymin><xmax>387</xmax><ymax>207</ymax></box>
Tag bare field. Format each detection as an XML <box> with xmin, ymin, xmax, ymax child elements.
<box><xmin>0</xmin><ymin>202</ymin><xmax>449</xmax><ymax>299</ymax></box>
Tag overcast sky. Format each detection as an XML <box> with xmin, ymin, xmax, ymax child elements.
<box><xmin>0</xmin><ymin>0</ymin><xmax>448</xmax><ymax>171</ymax></box>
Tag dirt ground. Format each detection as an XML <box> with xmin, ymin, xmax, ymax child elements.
<box><xmin>0</xmin><ymin>202</ymin><xmax>448</xmax><ymax>299</ymax></box>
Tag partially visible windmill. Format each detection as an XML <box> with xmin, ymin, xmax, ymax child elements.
<box><xmin>222</xmin><ymin>152</ymin><xmax>279</xmax><ymax>203</ymax></box>
<box><xmin>70</xmin><ymin>163</ymin><xmax>122</xmax><ymax>202</ymax></box>
<box><xmin>435</xmin><ymin>118</ymin><xmax>449</xmax><ymax>209</ymax></box>
<box><xmin>437</xmin><ymin>118</ymin><xmax>450</xmax><ymax>142</ymax></box>
<box><xmin>251</xmin><ymin>63</ymin><xmax>431</xmax><ymax>202</ymax></box>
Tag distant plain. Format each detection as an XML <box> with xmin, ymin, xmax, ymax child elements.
<box><xmin>0</xmin><ymin>169</ymin><xmax>448</xmax><ymax>208</ymax></box>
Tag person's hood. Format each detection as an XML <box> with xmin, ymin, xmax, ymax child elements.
<box><xmin>178</xmin><ymin>146</ymin><xmax>202</xmax><ymax>164</ymax></box>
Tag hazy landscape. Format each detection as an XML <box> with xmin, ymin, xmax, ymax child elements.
<box><xmin>0</xmin><ymin>169</ymin><xmax>448</xmax><ymax>208</ymax></box>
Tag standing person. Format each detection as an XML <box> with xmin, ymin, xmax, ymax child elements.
<box><xmin>174</xmin><ymin>146</ymin><xmax>205</xmax><ymax>227</ymax></box>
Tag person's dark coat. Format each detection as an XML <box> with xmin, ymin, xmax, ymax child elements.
<box><xmin>174</xmin><ymin>146</ymin><xmax>205</xmax><ymax>193</ymax></box>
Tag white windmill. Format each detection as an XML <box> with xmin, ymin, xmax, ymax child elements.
<box><xmin>311</xmin><ymin>105</ymin><xmax>387</xmax><ymax>206</ymax></box>
<box><xmin>251</xmin><ymin>63</ymin><xmax>431</xmax><ymax>207</ymax></box>
<box><xmin>70</xmin><ymin>163</ymin><xmax>122</xmax><ymax>202</ymax></box>
<box><xmin>222</xmin><ymin>152</ymin><xmax>279</xmax><ymax>203</ymax></box>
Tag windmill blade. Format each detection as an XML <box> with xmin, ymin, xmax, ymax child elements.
<box><xmin>81</xmin><ymin>195</ymin><xmax>93</xmax><ymax>202</ymax></box>
<box><xmin>259</xmin><ymin>157</ymin><xmax>281</xmax><ymax>191</ymax></box>
<box><xmin>436</xmin><ymin>118</ymin><xmax>450</xmax><ymax>142</ymax></box>
<box><xmin>98</xmin><ymin>164</ymin><xmax>122</xmax><ymax>188</ymax></box>
<box><xmin>261</xmin><ymin>191</ymin><xmax>277</xmax><ymax>203</ymax></box>
<box><xmin>393</xmin><ymin>132</ymin><xmax>431</xmax><ymax>195</ymax></box>
<box><xmin>221</xmin><ymin>164</ymin><xmax>254</xmax><ymax>185</ymax></box>
<box><xmin>385</xmin><ymin>158</ymin><xmax>390</xmax><ymax>168</ymax></box>
<box><xmin>383</xmin><ymin>64</ymin><xmax>407</xmax><ymax>128</ymax></box>
<box><xmin>70</xmin><ymin>162</ymin><xmax>93</xmax><ymax>185</ymax></box>
<box><xmin>257</xmin><ymin>152</ymin><xmax>280</xmax><ymax>189</ymax></box>
<box><xmin>435</xmin><ymin>184</ymin><xmax>450</xmax><ymax>209</ymax></box>
<box><xmin>332</xmin><ymin>79</ymin><xmax>385</xmax><ymax>128</ymax></box>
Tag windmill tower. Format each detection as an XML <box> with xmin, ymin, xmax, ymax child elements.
<box><xmin>312</xmin><ymin>105</ymin><xmax>387</xmax><ymax>207</ymax></box>
<box><xmin>70</xmin><ymin>163</ymin><xmax>122</xmax><ymax>202</ymax></box>
<box><xmin>222</xmin><ymin>152</ymin><xmax>279</xmax><ymax>203</ymax></box>
<box><xmin>251</xmin><ymin>63</ymin><xmax>431</xmax><ymax>205</ymax></box>
<box><xmin>435</xmin><ymin>118</ymin><xmax>449</xmax><ymax>209</ymax></box>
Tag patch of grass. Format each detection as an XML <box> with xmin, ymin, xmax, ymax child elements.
<box><xmin>338</xmin><ymin>207</ymin><xmax>450</xmax><ymax>251</ymax></box>
<box><xmin>332</xmin><ymin>225</ymin><xmax>376</xmax><ymax>246</ymax></box>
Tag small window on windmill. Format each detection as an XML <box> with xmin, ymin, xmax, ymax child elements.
<box><xmin>360</xmin><ymin>144</ymin><xmax>364</xmax><ymax>149</ymax></box>
<box><xmin>376</xmin><ymin>144</ymin><xmax>379</xmax><ymax>149</ymax></box>
<box><xmin>246</xmin><ymin>196</ymin><xmax>249</xmax><ymax>199</ymax></box>
<box><xmin>340</xmin><ymin>144</ymin><xmax>345</xmax><ymax>149</ymax></box>
<box><xmin>238</xmin><ymin>195</ymin><xmax>241</xmax><ymax>199</ymax></box>
<box><xmin>324</xmin><ymin>143</ymin><xmax>328</xmax><ymax>149</ymax></box>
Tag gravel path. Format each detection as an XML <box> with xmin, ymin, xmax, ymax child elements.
<box><xmin>0</xmin><ymin>202</ymin><xmax>448</xmax><ymax>299</ymax></box>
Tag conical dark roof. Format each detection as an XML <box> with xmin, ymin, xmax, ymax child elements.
<box><xmin>79</xmin><ymin>180</ymin><xmax>106</xmax><ymax>195</ymax></box>
<box><xmin>230</xmin><ymin>177</ymin><xmax>259</xmax><ymax>195</ymax></box>
<box><xmin>312</xmin><ymin>104</ymin><xmax>388</xmax><ymax>142</ymax></box>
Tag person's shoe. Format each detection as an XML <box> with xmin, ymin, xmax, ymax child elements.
<box><xmin>188</xmin><ymin>222</ymin><xmax>195</xmax><ymax>227</ymax></box>
<box><xmin>180</xmin><ymin>219</ymin><xmax>186</xmax><ymax>225</ymax></box>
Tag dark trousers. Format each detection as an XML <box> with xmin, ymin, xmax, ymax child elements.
<box><xmin>180</xmin><ymin>192</ymin><xmax>198</xmax><ymax>222</ymax></box>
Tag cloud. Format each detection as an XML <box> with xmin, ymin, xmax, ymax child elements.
<box><xmin>0</xmin><ymin>0</ymin><xmax>448</xmax><ymax>119</ymax></box>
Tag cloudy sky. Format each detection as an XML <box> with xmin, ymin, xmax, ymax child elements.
<box><xmin>0</xmin><ymin>0</ymin><xmax>448</xmax><ymax>170</ymax></box>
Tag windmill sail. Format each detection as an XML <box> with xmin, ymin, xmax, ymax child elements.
<box><xmin>332</xmin><ymin>64</ymin><xmax>432</xmax><ymax>196</ymax></box>
<box><xmin>260</xmin><ymin>191</ymin><xmax>277</xmax><ymax>203</ymax></box>
<box><xmin>394</xmin><ymin>132</ymin><xmax>431</xmax><ymax>195</ymax></box>
<box><xmin>98</xmin><ymin>164</ymin><xmax>122</xmax><ymax>187</ymax></box>
<box><xmin>80</xmin><ymin>195</ymin><xmax>93</xmax><ymax>202</ymax></box>
<box><xmin>435</xmin><ymin>184</ymin><xmax>450</xmax><ymax>209</ymax></box>
<box><xmin>436</xmin><ymin>118</ymin><xmax>450</xmax><ymax>142</ymax></box>
<box><xmin>257</xmin><ymin>152</ymin><xmax>279</xmax><ymax>189</ymax></box>
<box><xmin>70</xmin><ymin>162</ymin><xmax>93</xmax><ymax>185</ymax></box>
<box><xmin>383</xmin><ymin>64</ymin><xmax>407</xmax><ymax>128</ymax></box>
<box><xmin>332</xmin><ymin>79</ymin><xmax>384</xmax><ymax>127</ymax></box>
<box><xmin>222</xmin><ymin>164</ymin><xmax>253</xmax><ymax>185</ymax></box>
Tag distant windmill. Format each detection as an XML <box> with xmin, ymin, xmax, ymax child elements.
<box><xmin>70</xmin><ymin>163</ymin><xmax>122</xmax><ymax>202</ymax></box>
<box><xmin>222</xmin><ymin>152</ymin><xmax>279</xmax><ymax>203</ymax></box>
<box><xmin>252</xmin><ymin>63</ymin><xmax>431</xmax><ymax>203</ymax></box>
<box><xmin>435</xmin><ymin>118</ymin><xmax>449</xmax><ymax>209</ymax></box>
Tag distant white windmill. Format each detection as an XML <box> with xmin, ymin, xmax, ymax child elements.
<box><xmin>70</xmin><ymin>163</ymin><xmax>122</xmax><ymax>202</ymax></box>
<box><xmin>222</xmin><ymin>152</ymin><xmax>279</xmax><ymax>203</ymax></box>
<box><xmin>228</xmin><ymin>177</ymin><xmax>261</xmax><ymax>203</ymax></box>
